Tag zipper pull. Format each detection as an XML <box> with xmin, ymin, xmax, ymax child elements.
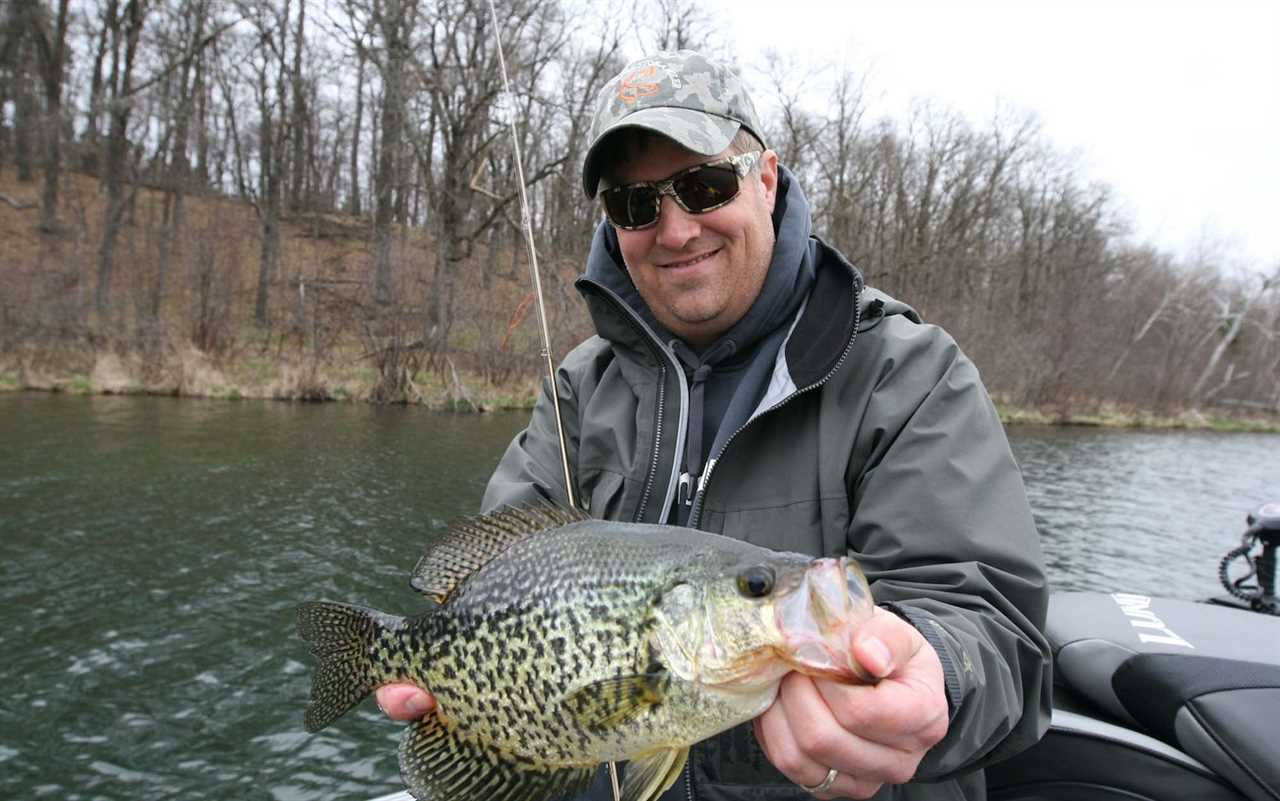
<box><xmin>678</xmin><ymin>472</ymin><xmax>694</xmax><ymax>506</ymax></box>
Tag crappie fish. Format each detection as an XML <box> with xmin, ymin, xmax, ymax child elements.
<box><xmin>297</xmin><ymin>505</ymin><xmax>874</xmax><ymax>801</ymax></box>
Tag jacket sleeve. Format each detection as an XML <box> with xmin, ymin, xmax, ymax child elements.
<box><xmin>482</xmin><ymin>356</ymin><xmax>586</xmax><ymax>514</ymax></box>
<box><xmin>846</xmin><ymin>317</ymin><xmax>1052</xmax><ymax>778</ymax></box>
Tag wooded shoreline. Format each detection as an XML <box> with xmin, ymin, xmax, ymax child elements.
<box><xmin>2</xmin><ymin>1</ymin><xmax>1277</xmax><ymax>425</ymax></box>
<box><xmin>3</xmin><ymin>158</ymin><xmax>1277</xmax><ymax>432</ymax></box>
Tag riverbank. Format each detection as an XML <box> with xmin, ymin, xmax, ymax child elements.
<box><xmin>992</xmin><ymin>402</ymin><xmax>1280</xmax><ymax>433</ymax></box>
<box><xmin>4</xmin><ymin>344</ymin><xmax>1278</xmax><ymax>432</ymax></box>
<box><xmin>0</xmin><ymin>342</ymin><xmax>539</xmax><ymax>411</ymax></box>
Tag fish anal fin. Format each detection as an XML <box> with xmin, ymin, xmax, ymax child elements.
<box><xmin>410</xmin><ymin>504</ymin><xmax>589</xmax><ymax>603</ymax></box>
<box><xmin>399</xmin><ymin>714</ymin><xmax>593</xmax><ymax>801</ymax></box>
<box><xmin>562</xmin><ymin>670</ymin><xmax>669</xmax><ymax>731</ymax></box>
<box><xmin>621</xmin><ymin>747</ymin><xmax>689</xmax><ymax>801</ymax></box>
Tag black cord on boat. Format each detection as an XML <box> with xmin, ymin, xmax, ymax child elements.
<box><xmin>1217</xmin><ymin>507</ymin><xmax>1280</xmax><ymax>615</ymax></box>
<box><xmin>1218</xmin><ymin>539</ymin><xmax>1259</xmax><ymax>603</ymax></box>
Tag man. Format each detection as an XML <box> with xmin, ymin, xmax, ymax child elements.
<box><xmin>378</xmin><ymin>51</ymin><xmax>1051</xmax><ymax>800</ymax></box>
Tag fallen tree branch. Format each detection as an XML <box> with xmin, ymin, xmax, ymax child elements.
<box><xmin>0</xmin><ymin>192</ymin><xmax>35</xmax><ymax>210</ymax></box>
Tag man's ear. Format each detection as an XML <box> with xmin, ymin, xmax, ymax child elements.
<box><xmin>758</xmin><ymin>149</ymin><xmax>779</xmax><ymax>212</ymax></box>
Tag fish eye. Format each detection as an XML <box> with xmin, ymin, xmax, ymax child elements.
<box><xmin>736</xmin><ymin>565</ymin><xmax>776</xmax><ymax>598</ymax></box>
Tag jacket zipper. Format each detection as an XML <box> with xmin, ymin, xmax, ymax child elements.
<box><xmin>675</xmin><ymin>282</ymin><xmax>865</xmax><ymax>798</ymax></box>
<box><xmin>689</xmin><ymin>283</ymin><xmax>864</xmax><ymax>529</ymax></box>
<box><xmin>634</xmin><ymin>374</ymin><xmax>666</xmax><ymax>522</ymax></box>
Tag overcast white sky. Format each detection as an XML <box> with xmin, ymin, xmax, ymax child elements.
<box><xmin>711</xmin><ymin>0</ymin><xmax>1278</xmax><ymax>273</ymax></box>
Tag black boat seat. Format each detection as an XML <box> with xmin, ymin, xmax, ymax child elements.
<box><xmin>1047</xmin><ymin>592</ymin><xmax>1280</xmax><ymax>801</ymax></box>
<box><xmin>1112</xmin><ymin>654</ymin><xmax>1280</xmax><ymax>801</ymax></box>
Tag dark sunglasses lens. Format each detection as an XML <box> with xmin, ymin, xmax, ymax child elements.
<box><xmin>673</xmin><ymin>164</ymin><xmax>740</xmax><ymax>212</ymax></box>
<box><xmin>603</xmin><ymin>186</ymin><xmax>658</xmax><ymax>228</ymax></box>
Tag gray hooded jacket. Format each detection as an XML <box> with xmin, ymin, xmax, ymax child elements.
<box><xmin>482</xmin><ymin>177</ymin><xmax>1052</xmax><ymax>801</ymax></box>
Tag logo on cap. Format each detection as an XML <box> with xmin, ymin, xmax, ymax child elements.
<box><xmin>617</xmin><ymin>65</ymin><xmax>661</xmax><ymax>105</ymax></box>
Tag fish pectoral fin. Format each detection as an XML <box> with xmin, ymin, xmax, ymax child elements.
<box><xmin>562</xmin><ymin>670</ymin><xmax>669</xmax><ymax>731</ymax></box>
<box><xmin>399</xmin><ymin>714</ymin><xmax>593</xmax><ymax>801</ymax></box>
<box><xmin>621</xmin><ymin>746</ymin><xmax>690</xmax><ymax>801</ymax></box>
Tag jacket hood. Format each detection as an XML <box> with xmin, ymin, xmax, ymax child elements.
<box><xmin>859</xmin><ymin>286</ymin><xmax>919</xmax><ymax>331</ymax></box>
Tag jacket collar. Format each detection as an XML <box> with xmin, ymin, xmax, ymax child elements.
<box><xmin>577</xmin><ymin>234</ymin><xmax>876</xmax><ymax>392</ymax></box>
<box><xmin>781</xmin><ymin>238</ymin><xmax>863</xmax><ymax>389</ymax></box>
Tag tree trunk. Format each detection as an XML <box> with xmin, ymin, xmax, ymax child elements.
<box><xmin>1191</xmin><ymin>270</ymin><xmax>1279</xmax><ymax>403</ymax></box>
<box><xmin>95</xmin><ymin>0</ymin><xmax>146</xmax><ymax>317</ymax></box>
<box><xmin>154</xmin><ymin>0</ymin><xmax>206</xmax><ymax>318</ymax></box>
<box><xmin>371</xmin><ymin>0</ymin><xmax>409</xmax><ymax>305</ymax></box>
<box><xmin>12</xmin><ymin>71</ymin><xmax>35</xmax><ymax>181</ymax></box>
<box><xmin>255</xmin><ymin>96</ymin><xmax>282</xmax><ymax>325</ymax></box>
<box><xmin>347</xmin><ymin>49</ymin><xmax>364</xmax><ymax>215</ymax></box>
<box><xmin>287</xmin><ymin>0</ymin><xmax>306</xmax><ymax>211</ymax></box>
<box><xmin>84</xmin><ymin>0</ymin><xmax>118</xmax><ymax>163</ymax></box>
<box><xmin>19</xmin><ymin>0</ymin><xmax>72</xmax><ymax>231</ymax></box>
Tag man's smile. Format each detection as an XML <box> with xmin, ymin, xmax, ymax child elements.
<box><xmin>660</xmin><ymin>248</ymin><xmax>721</xmax><ymax>270</ymax></box>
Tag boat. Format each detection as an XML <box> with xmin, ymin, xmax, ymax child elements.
<box><xmin>987</xmin><ymin>501</ymin><xmax>1280</xmax><ymax>801</ymax></box>
<box><xmin>364</xmin><ymin>503</ymin><xmax>1280</xmax><ymax>801</ymax></box>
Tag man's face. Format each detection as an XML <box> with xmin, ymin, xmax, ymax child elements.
<box><xmin>609</xmin><ymin>137</ymin><xmax>779</xmax><ymax>348</ymax></box>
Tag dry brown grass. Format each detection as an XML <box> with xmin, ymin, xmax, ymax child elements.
<box><xmin>0</xmin><ymin>165</ymin><xmax>587</xmax><ymax>409</ymax></box>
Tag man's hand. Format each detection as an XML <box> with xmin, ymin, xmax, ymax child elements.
<box><xmin>374</xmin><ymin>684</ymin><xmax>436</xmax><ymax>721</ymax></box>
<box><xmin>754</xmin><ymin>607</ymin><xmax>949</xmax><ymax>799</ymax></box>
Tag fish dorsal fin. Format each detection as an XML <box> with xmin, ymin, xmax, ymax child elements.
<box><xmin>399</xmin><ymin>713</ymin><xmax>594</xmax><ymax>801</ymax></box>
<box><xmin>410</xmin><ymin>504</ymin><xmax>589</xmax><ymax>603</ymax></box>
<box><xmin>621</xmin><ymin>746</ymin><xmax>690</xmax><ymax>801</ymax></box>
<box><xmin>561</xmin><ymin>669</ymin><xmax>670</xmax><ymax>731</ymax></box>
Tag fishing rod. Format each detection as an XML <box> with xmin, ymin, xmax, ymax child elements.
<box><xmin>484</xmin><ymin>4</ymin><xmax>621</xmax><ymax>799</ymax></box>
<box><xmin>483</xmin><ymin>0</ymin><xmax>578</xmax><ymax>513</ymax></box>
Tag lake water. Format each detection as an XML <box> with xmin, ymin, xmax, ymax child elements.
<box><xmin>2</xmin><ymin>393</ymin><xmax>1277</xmax><ymax>800</ymax></box>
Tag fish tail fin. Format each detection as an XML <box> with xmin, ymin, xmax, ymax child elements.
<box><xmin>296</xmin><ymin>600</ymin><xmax>412</xmax><ymax>732</ymax></box>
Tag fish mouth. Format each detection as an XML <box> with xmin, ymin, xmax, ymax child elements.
<box><xmin>774</xmin><ymin>557</ymin><xmax>875</xmax><ymax>683</ymax></box>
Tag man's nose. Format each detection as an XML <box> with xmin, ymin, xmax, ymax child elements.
<box><xmin>654</xmin><ymin>194</ymin><xmax>700</xmax><ymax>250</ymax></box>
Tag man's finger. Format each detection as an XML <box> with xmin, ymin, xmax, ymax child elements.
<box><xmin>767</xmin><ymin>675</ymin><xmax>919</xmax><ymax>788</ymax></box>
<box><xmin>851</xmin><ymin>608</ymin><xmax>925</xmax><ymax>679</ymax></box>
<box><xmin>374</xmin><ymin>684</ymin><xmax>435</xmax><ymax>721</ymax></box>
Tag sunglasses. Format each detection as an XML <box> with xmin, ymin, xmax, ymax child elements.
<box><xmin>600</xmin><ymin>151</ymin><xmax>762</xmax><ymax>230</ymax></box>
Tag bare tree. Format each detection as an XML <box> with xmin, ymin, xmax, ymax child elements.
<box><xmin>347</xmin><ymin>43</ymin><xmax>366</xmax><ymax>215</ymax></box>
<box><xmin>1191</xmin><ymin>266</ymin><xmax>1280</xmax><ymax>403</ymax></box>
<box><xmin>631</xmin><ymin>0</ymin><xmax>721</xmax><ymax>54</ymax></box>
<box><xmin>3</xmin><ymin>0</ymin><xmax>71</xmax><ymax>230</ymax></box>
<box><xmin>147</xmin><ymin>0</ymin><xmax>220</xmax><ymax>321</ymax></box>
<box><xmin>94</xmin><ymin>0</ymin><xmax>148</xmax><ymax>317</ymax></box>
<box><xmin>1105</xmin><ymin>254</ymin><xmax>1197</xmax><ymax>382</ymax></box>
<box><xmin>286</xmin><ymin>0</ymin><xmax>307</xmax><ymax>211</ymax></box>
<box><xmin>0</xmin><ymin>0</ymin><xmax>39</xmax><ymax>182</ymax></box>
<box><xmin>368</xmin><ymin>0</ymin><xmax>417</xmax><ymax>305</ymax></box>
<box><xmin>220</xmin><ymin>0</ymin><xmax>295</xmax><ymax>326</ymax></box>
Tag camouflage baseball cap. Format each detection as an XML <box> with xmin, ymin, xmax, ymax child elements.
<box><xmin>581</xmin><ymin>50</ymin><xmax>767</xmax><ymax>198</ymax></box>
